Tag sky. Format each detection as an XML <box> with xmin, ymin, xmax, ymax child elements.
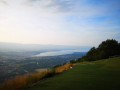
<box><xmin>0</xmin><ymin>0</ymin><xmax>120</xmax><ymax>46</ymax></box>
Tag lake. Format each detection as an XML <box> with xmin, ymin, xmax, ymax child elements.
<box><xmin>35</xmin><ymin>50</ymin><xmax>81</xmax><ymax>57</ymax></box>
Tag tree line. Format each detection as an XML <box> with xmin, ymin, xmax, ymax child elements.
<box><xmin>70</xmin><ymin>39</ymin><xmax>120</xmax><ymax>63</ymax></box>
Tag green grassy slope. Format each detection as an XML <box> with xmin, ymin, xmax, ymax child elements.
<box><xmin>28</xmin><ymin>57</ymin><xmax>120</xmax><ymax>90</ymax></box>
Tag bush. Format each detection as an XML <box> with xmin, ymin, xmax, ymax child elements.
<box><xmin>70</xmin><ymin>59</ymin><xmax>76</xmax><ymax>63</ymax></box>
<box><xmin>76</xmin><ymin>58</ymin><xmax>84</xmax><ymax>62</ymax></box>
<box><xmin>0</xmin><ymin>69</ymin><xmax>55</xmax><ymax>90</ymax></box>
<box><xmin>53</xmin><ymin>64</ymin><xmax>62</xmax><ymax>68</ymax></box>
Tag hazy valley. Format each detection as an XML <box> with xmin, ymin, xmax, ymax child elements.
<box><xmin>0</xmin><ymin>42</ymin><xmax>89</xmax><ymax>82</ymax></box>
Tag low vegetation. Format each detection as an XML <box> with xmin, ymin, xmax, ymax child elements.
<box><xmin>54</xmin><ymin>63</ymin><xmax>72</xmax><ymax>73</ymax></box>
<box><xmin>28</xmin><ymin>57</ymin><xmax>120</xmax><ymax>90</ymax></box>
<box><xmin>0</xmin><ymin>62</ymin><xmax>75</xmax><ymax>90</ymax></box>
<box><xmin>0</xmin><ymin>69</ymin><xmax>54</xmax><ymax>90</ymax></box>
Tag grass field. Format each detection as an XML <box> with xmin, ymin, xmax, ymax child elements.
<box><xmin>28</xmin><ymin>57</ymin><xmax>120</xmax><ymax>90</ymax></box>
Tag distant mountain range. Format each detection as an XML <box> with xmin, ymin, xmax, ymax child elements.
<box><xmin>0</xmin><ymin>42</ymin><xmax>91</xmax><ymax>52</ymax></box>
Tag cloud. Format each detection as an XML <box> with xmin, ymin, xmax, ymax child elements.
<box><xmin>0</xmin><ymin>0</ymin><xmax>120</xmax><ymax>46</ymax></box>
<box><xmin>26</xmin><ymin>0</ymin><xmax>75</xmax><ymax>12</ymax></box>
<box><xmin>0</xmin><ymin>0</ymin><xmax>7</xmax><ymax>5</ymax></box>
<box><xmin>25</xmin><ymin>0</ymin><xmax>112</xmax><ymax>18</ymax></box>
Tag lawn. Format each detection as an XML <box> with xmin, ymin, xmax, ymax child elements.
<box><xmin>28</xmin><ymin>57</ymin><xmax>120</xmax><ymax>90</ymax></box>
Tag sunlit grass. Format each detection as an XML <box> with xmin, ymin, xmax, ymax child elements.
<box><xmin>0</xmin><ymin>63</ymin><xmax>74</xmax><ymax>90</ymax></box>
<box><xmin>1</xmin><ymin>57</ymin><xmax>119</xmax><ymax>90</ymax></box>
<box><xmin>0</xmin><ymin>69</ymin><xmax>54</xmax><ymax>90</ymax></box>
<box><xmin>54</xmin><ymin>63</ymin><xmax>72</xmax><ymax>73</ymax></box>
<box><xmin>28</xmin><ymin>57</ymin><xmax>120</xmax><ymax>90</ymax></box>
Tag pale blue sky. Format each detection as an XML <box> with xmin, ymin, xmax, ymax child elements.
<box><xmin>0</xmin><ymin>0</ymin><xmax>120</xmax><ymax>46</ymax></box>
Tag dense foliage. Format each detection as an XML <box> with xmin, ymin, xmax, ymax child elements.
<box><xmin>75</xmin><ymin>39</ymin><xmax>120</xmax><ymax>62</ymax></box>
<box><xmin>70</xmin><ymin>59</ymin><xmax>77</xmax><ymax>63</ymax></box>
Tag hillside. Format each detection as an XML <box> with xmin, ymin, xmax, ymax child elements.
<box><xmin>0</xmin><ymin>52</ymin><xmax>86</xmax><ymax>83</ymax></box>
<box><xmin>28</xmin><ymin>57</ymin><xmax>120</xmax><ymax>90</ymax></box>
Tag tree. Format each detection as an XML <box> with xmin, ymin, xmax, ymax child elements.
<box><xmin>76</xmin><ymin>58</ymin><xmax>84</xmax><ymax>62</ymax></box>
<box><xmin>97</xmin><ymin>39</ymin><xmax>119</xmax><ymax>59</ymax></box>
<box><xmin>85</xmin><ymin>47</ymin><xmax>97</xmax><ymax>61</ymax></box>
<box><xmin>83</xmin><ymin>39</ymin><xmax>120</xmax><ymax>61</ymax></box>
<box><xmin>70</xmin><ymin>59</ymin><xmax>76</xmax><ymax>63</ymax></box>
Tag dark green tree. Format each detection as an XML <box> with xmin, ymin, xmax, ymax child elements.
<box><xmin>97</xmin><ymin>39</ymin><xmax>119</xmax><ymax>59</ymax></box>
<box><xmin>81</xmin><ymin>39</ymin><xmax>120</xmax><ymax>61</ymax></box>
<box><xmin>85</xmin><ymin>47</ymin><xmax>97</xmax><ymax>61</ymax></box>
<box><xmin>70</xmin><ymin>59</ymin><xmax>76</xmax><ymax>63</ymax></box>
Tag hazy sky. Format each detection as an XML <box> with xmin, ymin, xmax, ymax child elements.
<box><xmin>0</xmin><ymin>0</ymin><xmax>120</xmax><ymax>46</ymax></box>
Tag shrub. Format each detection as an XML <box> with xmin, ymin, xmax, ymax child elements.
<box><xmin>70</xmin><ymin>59</ymin><xmax>76</xmax><ymax>63</ymax></box>
<box><xmin>53</xmin><ymin>64</ymin><xmax>62</xmax><ymax>68</ymax></box>
<box><xmin>0</xmin><ymin>69</ymin><xmax>55</xmax><ymax>90</ymax></box>
<box><xmin>54</xmin><ymin>63</ymin><xmax>71</xmax><ymax>73</ymax></box>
